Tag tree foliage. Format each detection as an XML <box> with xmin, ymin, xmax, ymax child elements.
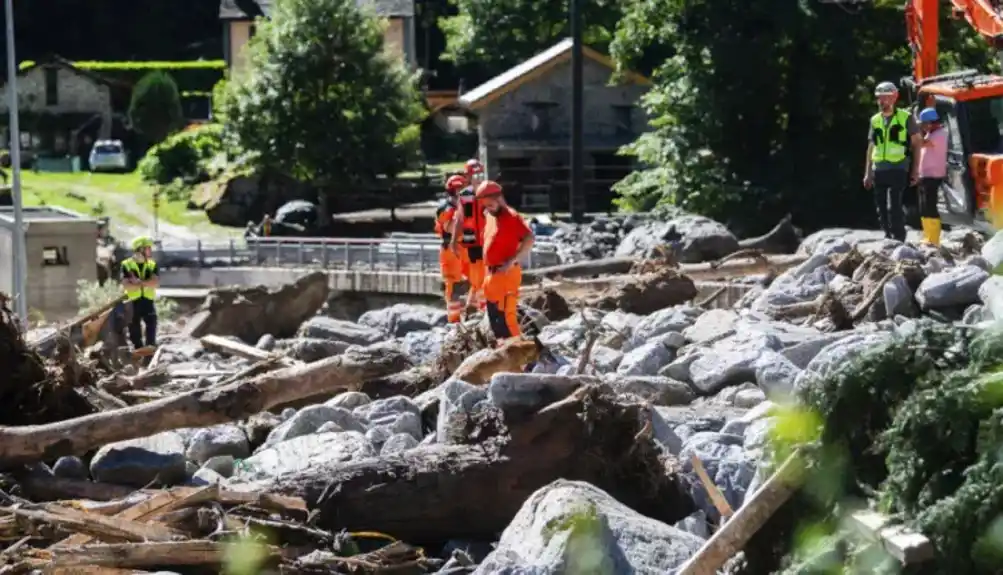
<box><xmin>220</xmin><ymin>0</ymin><xmax>423</xmax><ymax>191</ymax></box>
<box><xmin>610</xmin><ymin>0</ymin><xmax>997</xmax><ymax>234</ymax></box>
<box><xmin>440</xmin><ymin>0</ymin><xmax>621</xmax><ymax>79</ymax></box>
<box><xmin>128</xmin><ymin>70</ymin><xmax>185</xmax><ymax>145</ymax></box>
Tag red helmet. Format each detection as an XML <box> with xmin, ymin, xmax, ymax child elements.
<box><xmin>475</xmin><ymin>180</ymin><xmax>503</xmax><ymax>199</ymax></box>
<box><xmin>465</xmin><ymin>159</ymin><xmax>484</xmax><ymax>177</ymax></box>
<box><xmin>445</xmin><ymin>174</ymin><xmax>466</xmax><ymax>193</ymax></box>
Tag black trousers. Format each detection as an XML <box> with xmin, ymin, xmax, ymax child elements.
<box><xmin>873</xmin><ymin>169</ymin><xmax>907</xmax><ymax>241</ymax></box>
<box><xmin>918</xmin><ymin>177</ymin><xmax>943</xmax><ymax>219</ymax></box>
<box><xmin>128</xmin><ymin>298</ymin><xmax>157</xmax><ymax>348</ymax></box>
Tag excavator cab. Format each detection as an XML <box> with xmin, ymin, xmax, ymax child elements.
<box><xmin>903</xmin><ymin>70</ymin><xmax>1003</xmax><ymax>232</ymax></box>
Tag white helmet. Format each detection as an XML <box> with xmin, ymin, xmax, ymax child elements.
<box><xmin>874</xmin><ymin>81</ymin><xmax>898</xmax><ymax>96</ymax></box>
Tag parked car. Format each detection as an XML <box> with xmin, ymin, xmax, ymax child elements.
<box><xmin>88</xmin><ymin>140</ymin><xmax>129</xmax><ymax>173</ymax></box>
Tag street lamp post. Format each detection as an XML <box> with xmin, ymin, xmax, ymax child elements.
<box><xmin>4</xmin><ymin>0</ymin><xmax>28</xmax><ymax>323</ymax></box>
<box><xmin>569</xmin><ymin>0</ymin><xmax>584</xmax><ymax>223</ymax></box>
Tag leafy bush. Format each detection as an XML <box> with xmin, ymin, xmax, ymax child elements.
<box><xmin>129</xmin><ymin>71</ymin><xmax>185</xmax><ymax>145</ymax></box>
<box><xmin>138</xmin><ymin>123</ymin><xmax>225</xmax><ymax>186</ymax></box>
<box><xmin>77</xmin><ymin>280</ymin><xmax>178</xmax><ymax>321</ymax></box>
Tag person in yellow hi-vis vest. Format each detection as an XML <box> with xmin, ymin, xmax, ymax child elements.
<box><xmin>121</xmin><ymin>236</ymin><xmax>160</xmax><ymax>349</ymax></box>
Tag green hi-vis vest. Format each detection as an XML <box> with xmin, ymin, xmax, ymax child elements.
<box><xmin>870</xmin><ymin>109</ymin><xmax>911</xmax><ymax>164</ymax></box>
<box><xmin>121</xmin><ymin>258</ymin><xmax>157</xmax><ymax>301</ymax></box>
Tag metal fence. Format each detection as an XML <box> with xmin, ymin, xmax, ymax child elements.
<box><xmin>154</xmin><ymin>236</ymin><xmax>562</xmax><ymax>271</ymax></box>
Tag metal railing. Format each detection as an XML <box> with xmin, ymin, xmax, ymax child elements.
<box><xmin>154</xmin><ymin>236</ymin><xmax>562</xmax><ymax>271</ymax></box>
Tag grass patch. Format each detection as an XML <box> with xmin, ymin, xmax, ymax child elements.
<box><xmin>16</xmin><ymin>171</ymin><xmax>234</xmax><ymax>234</ymax></box>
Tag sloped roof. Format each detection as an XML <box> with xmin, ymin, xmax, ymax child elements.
<box><xmin>458</xmin><ymin>38</ymin><xmax>650</xmax><ymax>112</ymax></box>
<box><xmin>15</xmin><ymin>56</ymin><xmax>127</xmax><ymax>88</ymax></box>
<box><xmin>219</xmin><ymin>0</ymin><xmax>413</xmax><ymax>19</ymax></box>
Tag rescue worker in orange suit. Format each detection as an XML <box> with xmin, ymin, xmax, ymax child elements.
<box><xmin>452</xmin><ymin>159</ymin><xmax>487</xmax><ymax>312</ymax></box>
<box><xmin>436</xmin><ymin>175</ymin><xmax>467</xmax><ymax>322</ymax></box>
<box><xmin>477</xmin><ymin>180</ymin><xmax>535</xmax><ymax>341</ymax></box>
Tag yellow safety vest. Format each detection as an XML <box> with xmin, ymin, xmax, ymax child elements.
<box><xmin>121</xmin><ymin>258</ymin><xmax>157</xmax><ymax>301</ymax></box>
<box><xmin>870</xmin><ymin>109</ymin><xmax>911</xmax><ymax>164</ymax></box>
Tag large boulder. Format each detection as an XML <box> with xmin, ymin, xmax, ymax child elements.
<box><xmin>358</xmin><ymin>304</ymin><xmax>447</xmax><ymax>337</ymax></box>
<box><xmin>475</xmin><ymin>480</ymin><xmax>704</xmax><ymax>573</ymax></box>
<box><xmin>90</xmin><ymin>431</ymin><xmax>188</xmax><ymax>487</ymax></box>
<box><xmin>183</xmin><ymin>272</ymin><xmax>330</xmax><ymax>341</ymax></box>
<box><xmin>614</xmin><ymin>215</ymin><xmax>739</xmax><ymax>263</ymax></box>
<box><xmin>297</xmin><ymin>316</ymin><xmax>383</xmax><ymax>346</ymax></box>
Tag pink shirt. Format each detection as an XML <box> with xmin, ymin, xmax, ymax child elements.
<box><xmin>919</xmin><ymin>127</ymin><xmax>948</xmax><ymax>178</ymax></box>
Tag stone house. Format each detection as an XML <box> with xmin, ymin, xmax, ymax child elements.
<box><xmin>0</xmin><ymin>57</ymin><xmax>130</xmax><ymax>167</ymax></box>
<box><xmin>219</xmin><ymin>0</ymin><xmax>417</xmax><ymax>74</ymax></box>
<box><xmin>459</xmin><ymin>39</ymin><xmax>651</xmax><ymax>212</ymax></box>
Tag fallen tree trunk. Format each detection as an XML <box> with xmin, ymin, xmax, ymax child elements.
<box><xmin>246</xmin><ymin>385</ymin><xmax>693</xmax><ymax>543</ymax></box>
<box><xmin>524</xmin><ymin>258</ymin><xmax>636</xmax><ymax>283</ymax></box>
<box><xmin>0</xmin><ymin>347</ymin><xmax>410</xmax><ymax>465</ymax></box>
<box><xmin>525</xmin><ymin>254</ymin><xmax>807</xmax><ymax>285</ymax></box>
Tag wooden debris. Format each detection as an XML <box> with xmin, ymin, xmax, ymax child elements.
<box><xmin>200</xmin><ymin>334</ymin><xmax>302</xmax><ymax>367</ymax></box>
<box><xmin>677</xmin><ymin>450</ymin><xmax>807</xmax><ymax>575</ymax></box>
<box><xmin>688</xmin><ymin>453</ymin><xmax>734</xmax><ymax>520</ymax></box>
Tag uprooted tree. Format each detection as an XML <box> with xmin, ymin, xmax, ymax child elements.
<box><xmin>219</xmin><ymin>0</ymin><xmax>424</xmax><ymax>219</ymax></box>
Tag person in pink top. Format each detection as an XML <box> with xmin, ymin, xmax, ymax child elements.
<box><xmin>917</xmin><ymin>107</ymin><xmax>948</xmax><ymax>246</ymax></box>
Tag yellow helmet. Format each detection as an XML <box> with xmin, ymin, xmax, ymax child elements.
<box><xmin>131</xmin><ymin>236</ymin><xmax>154</xmax><ymax>251</ymax></box>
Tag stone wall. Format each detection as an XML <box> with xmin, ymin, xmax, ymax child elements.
<box><xmin>0</xmin><ymin>64</ymin><xmax>114</xmax><ymax>141</ymax></box>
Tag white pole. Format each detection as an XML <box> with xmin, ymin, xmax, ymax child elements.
<box><xmin>4</xmin><ymin>0</ymin><xmax>28</xmax><ymax>323</ymax></box>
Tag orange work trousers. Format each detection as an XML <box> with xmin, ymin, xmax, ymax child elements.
<box><xmin>483</xmin><ymin>263</ymin><xmax>521</xmax><ymax>340</ymax></box>
<box><xmin>460</xmin><ymin>245</ymin><xmax>486</xmax><ymax>311</ymax></box>
<box><xmin>439</xmin><ymin>247</ymin><xmax>467</xmax><ymax>323</ymax></box>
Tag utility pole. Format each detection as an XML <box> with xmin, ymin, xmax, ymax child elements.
<box><xmin>569</xmin><ymin>0</ymin><xmax>585</xmax><ymax>223</ymax></box>
<box><xmin>5</xmin><ymin>0</ymin><xmax>28</xmax><ymax>324</ymax></box>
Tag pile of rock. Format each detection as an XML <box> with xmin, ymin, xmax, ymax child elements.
<box><xmin>8</xmin><ymin>226</ymin><xmax>1000</xmax><ymax>573</ymax></box>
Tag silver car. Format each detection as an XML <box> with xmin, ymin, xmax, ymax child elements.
<box><xmin>88</xmin><ymin>140</ymin><xmax>129</xmax><ymax>172</ymax></box>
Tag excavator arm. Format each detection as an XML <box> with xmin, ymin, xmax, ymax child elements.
<box><xmin>907</xmin><ymin>0</ymin><xmax>1003</xmax><ymax>81</ymax></box>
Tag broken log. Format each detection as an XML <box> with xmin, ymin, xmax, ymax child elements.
<box><xmin>737</xmin><ymin>214</ymin><xmax>802</xmax><ymax>254</ymax></box>
<box><xmin>2</xmin><ymin>505</ymin><xmax>183</xmax><ymax>543</ymax></box>
<box><xmin>248</xmin><ymin>384</ymin><xmax>693</xmax><ymax>543</ymax></box>
<box><xmin>200</xmin><ymin>334</ymin><xmax>302</xmax><ymax>367</ymax></box>
<box><xmin>15</xmin><ymin>540</ymin><xmax>287</xmax><ymax>570</ymax></box>
<box><xmin>0</xmin><ymin>347</ymin><xmax>410</xmax><ymax>465</ymax></box>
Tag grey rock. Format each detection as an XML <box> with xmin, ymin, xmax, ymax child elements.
<box><xmin>474</xmin><ymin>480</ymin><xmax>705</xmax><ymax>573</ymax></box>
<box><xmin>90</xmin><ymin>431</ymin><xmax>188</xmax><ymax>487</ymax></box>
<box><xmin>883</xmin><ymin>275</ymin><xmax>916</xmax><ymax>318</ymax></box>
<box><xmin>616</xmin><ymin>339</ymin><xmax>675</xmax><ymax>376</ymax></box>
<box><xmin>316</xmin><ymin>422</ymin><xmax>342</xmax><ymax>433</ymax></box>
<box><xmin>683</xmin><ymin>309</ymin><xmax>739</xmax><ymax>344</ymax></box>
<box><xmin>688</xmin><ymin>331</ymin><xmax>782</xmax><ymax>394</ymax></box>
<box><xmin>915</xmin><ymin>265</ymin><xmax>989</xmax><ymax>309</ymax></box>
<box><xmin>381</xmin><ymin>433</ymin><xmax>419</xmax><ymax>455</ymax></box>
<box><xmin>358</xmin><ymin>304</ymin><xmax>447</xmax><ymax>337</ymax></box>
<box><xmin>266</xmin><ymin>405</ymin><xmax>366</xmax><ymax>446</ymax></box>
<box><xmin>287</xmin><ymin>337</ymin><xmax>351</xmax><ymax>362</ymax></box>
<box><xmin>354</xmin><ymin>396</ymin><xmax>422</xmax><ymax>426</ymax></box>
<box><xmin>191</xmin><ymin>467</ymin><xmax>225</xmax><ymax>486</ymax></box>
<box><xmin>891</xmin><ymin>245</ymin><xmax>921</xmax><ymax>261</ymax></box>
<box><xmin>733</xmin><ymin>388</ymin><xmax>767</xmax><ymax>408</ymax></box>
<box><xmin>280</xmin><ymin>407</ymin><xmax>296</xmax><ymax>421</ymax></box>
<box><xmin>487</xmin><ymin>373</ymin><xmax>586</xmax><ymax>412</ymax></box>
<box><xmin>754</xmin><ymin>350</ymin><xmax>802</xmax><ymax>399</ymax></box>
<box><xmin>979</xmin><ymin>276</ymin><xmax>1003</xmax><ymax>320</ymax></box>
<box><xmin>628</xmin><ymin>306</ymin><xmax>702</xmax><ymax>350</ymax></box>
<box><xmin>297</xmin><ymin>316</ymin><xmax>383</xmax><ymax>346</ymax></box>
<box><xmin>201</xmin><ymin>455</ymin><xmax>236</xmax><ymax>477</ymax></box>
<box><xmin>795</xmin><ymin>333</ymin><xmax>892</xmax><ymax>392</ymax></box>
<box><xmin>674</xmin><ymin>511</ymin><xmax>710</xmax><ymax>539</ymax></box>
<box><xmin>402</xmin><ymin>330</ymin><xmax>445</xmax><ymax>365</ymax></box>
<box><xmin>325</xmin><ymin>391</ymin><xmax>372</xmax><ymax>410</ymax></box>
<box><xmin>590</xmin><ymin>345</ymin><xmax>624</xmax><ymax>373</ymax></box>
<box><xmin>52</xmin><ymin>456</ymin><xmax>88</xmax><ymax>480</ymax></box>
<box><xmin>608</xmin><ymin>376</ymin><xmax>695</xmax><ymax>406</ymax></box>
<box><xmin>185</xmin><ymin>425</ymin><xmax>250</xmax><ymax>465</ymax></box>
<box><xmin>255</xmin><ymin>334</ymin><xmax>276</xmax><ymax>351</ymax></box>
<box><xmin>963</xmin><ymin>304</ymin><xmax>989</xmax><ymax>325</ymax></box>
<box><xmin>236</xmin><ymin>431</ymin><xmax>375</xmax><ymax>481</ymax></box>
<box><xmin>366</xmin><ymin>425</ymin><xmax>394</xmax><ymax>446</ymax></box>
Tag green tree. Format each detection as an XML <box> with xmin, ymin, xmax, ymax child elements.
<box><xmin>440</xmin><ymin>0</ymin><xmax>621</xmax><ymax>79</ymax></box>
<box><xmin>128</xmin><ymin>70</ymin><xmax>185</xmax><ymax>145</ymax></box>
<box><xmin>220</xmin><ymin>0</ymin><xmax>423</xmax><ymax>214</ymax></box>
<box><xmin>610</xmin><ymin>0</ymin><xmax>996</xmax><ymax>234</ymax></box>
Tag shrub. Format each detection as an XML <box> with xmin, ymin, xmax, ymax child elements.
<box><xmin>129</xmin><ymin>70</ymin><xmax>185</xmax><ymax>145</ymax></box>
<box><xmin>138</xmin><ymin>123</ymin><xmax>225</xmax><ymax>186</ymax></box>
<box><xmin>77</xmin><ymin>280</ymin><xmax>178</xmax><ymax>321</ymax></box>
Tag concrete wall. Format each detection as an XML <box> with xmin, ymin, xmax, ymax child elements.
<box><xmin>21</xmin><ymin>220</ymin><xmax>97</xmax><ymax>321</ymax></box>
<box><xmin>0</xmin><ymin>65</ymin><xmax>114</xmax><ymax>141</ymax></box>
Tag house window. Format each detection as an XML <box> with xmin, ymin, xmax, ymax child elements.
<box><xmin>44</xmin><ymin>67</ymin><xmax>58</xmax><ymax>106</ymax></box>
<box><xmin>525</xmin><ymin>102</ymin><xmax>558</xmax><ymax>138</ymax></box>
<box><xmin>613</xmin><ymin>105</ymin><xmax>634</xmax><ymax>137</ymax></box>
<box><xmin>42</xmin><ymin>246</ymin><xmax>69</xmax><ymax>266</ymax></box>
<box><xmin>249</xmin><ymin>24</ymin><xmax>256</xmax><ymax>38</ymax></box>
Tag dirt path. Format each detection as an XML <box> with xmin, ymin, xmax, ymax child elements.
<box><xmin>82</xmin><ymin>187</ymin><xmax>202</xmax><ymax>243</ymax></box>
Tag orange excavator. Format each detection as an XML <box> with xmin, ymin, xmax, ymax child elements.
<box><xmin>904</xmin><ymin>0</ymin><xmax>1003</xmax><ymax>231</ymax></box>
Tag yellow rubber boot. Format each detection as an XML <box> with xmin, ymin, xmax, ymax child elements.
<box><xmin>928</xmin><ymin>217</ymin><xmax>942</xmax><ymax>247</ymax></box>
<box><xmin>920</xmin><ymin>218</ymin><xmax>933</xmax><ymax>245</ymax></box>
